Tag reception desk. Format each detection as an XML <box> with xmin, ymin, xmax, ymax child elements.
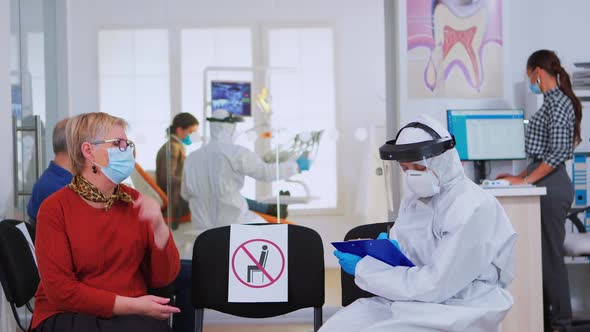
<box><xmin>485</xmin><ymin>187</ymin><xmax>547</xmax><ymax>332</ymax></box>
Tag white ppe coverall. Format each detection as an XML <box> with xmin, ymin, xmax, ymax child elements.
<box><xmin>320</xmin><ymin>115</ymin><xmax>517</xmax><ymax>332</ymax></box>
<box><xmin>181</xmin><ymin>118</ymin><xmax>298</xmax><ymax>231</ymax></box>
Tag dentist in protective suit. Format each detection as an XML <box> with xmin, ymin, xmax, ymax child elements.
<box><xmin>321</xmin><ymin>115</ymin><xmax>517</xmax><ymax>332</ymax></box>
<box><xmin>182</xmin><ymin>109</ymin><xmax>303</xmax><ymax>231</ymax></box>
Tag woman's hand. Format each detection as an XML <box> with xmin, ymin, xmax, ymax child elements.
<box><xmin>134</xmin><ymin>195</ymin><xmax>170</xmax><ymax>249</ymax></box>
<box><xmin>135</xmin><ymin>295</ymin><xmax>180</xmax><ymax>320</ymax></box>
<box><xmin>135</xmin><ymin>195</ymin><xmax>165</xmax><ymax>231</ymax></box>
<box><xmin>495</xmin><ymin>173</ymin><xmax>514</xmax><ymax>179</ymax></box>
<box><xmin>502</xmin><ymin>176</ymin><xmax>526</xmax><ymax>185</ymax></box>
<box><xmin>114</xmin><ymin>295</ymin><xmax>180</xmax><ymax>319</ymax></box>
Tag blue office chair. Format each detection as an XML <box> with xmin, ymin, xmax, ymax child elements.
<box><xmin>192</xmin><ymin>224</ymin><xmax>325</xmax><ymax>332</ymax></box>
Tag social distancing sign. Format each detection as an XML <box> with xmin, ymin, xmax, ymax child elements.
<box><xmin>228</xmin><ymin>224</ymin><xmax>288</xmax><ymax>303</ymax></box>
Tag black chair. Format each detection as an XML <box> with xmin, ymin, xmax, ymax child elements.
<box><xmin>0</xmin><ymin>219</ymin><xmax>40</xmax><ymax>331</ymax></box>
<box><xmin>192</xmin><ymin>224</ymin><xmax>324</xmax><ymax>332</ymax></box>
<box><xmin>149</xmin><ymin>283</ymin><xmax>176</xmax><ymax>328</ymax></box>
<box><xmin>340</xmin><ymin>222</ymin><xmax>393</xmax><ymax>307</ymax></box>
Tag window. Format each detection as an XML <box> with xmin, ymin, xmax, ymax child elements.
<box><xmin>97</xmin><ymin>26</ymin><xmax>337</xmax><ymax>211</ymax></box>
<box><xmin>267</xmin><ymin>27</ymin><xmax>337</xmax><ymax>210</ymax></box>
<box><xmin>27</xmin><ymin>33</ymin><xmax>46</xmax><ymax>122</ymax></box>
<box><xmin>98</xmin><ymin>29</ymin><xmax>170</xmax><ymax>171</ymax></box>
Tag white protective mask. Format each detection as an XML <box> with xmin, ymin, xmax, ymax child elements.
<box><xmin>405</xmin><ymin>169</ymin><xmax>440</xmax><ymax>197</ymax></box>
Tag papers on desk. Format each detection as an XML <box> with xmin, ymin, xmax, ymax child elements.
<box><xmin>481</xmin><ymin>184</ymin><xmax>535</xmax><ymax>189</ymax></box>
<box><xmin>332</xmin><ymin>239</ymin><xmax>414</xmax><ymax>267</ymax></box>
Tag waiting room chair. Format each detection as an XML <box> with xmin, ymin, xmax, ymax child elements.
<box><xmin>0</xmin><ymin>219</ymin><xmax>39</xmax><ymax>331</ymax></box>
<box><xmin>148</xmin><ymin>283</ymin><xmax>176</xmax><ymax>328</ymax></box>
<box><xmin>192</xmin><ymin>224</ymin><xmax>324</xmax><ymax>332</ymax></box>
<box><xmin>340</xmin><ymin>222</ymin><xmax>394</xmax><ymax>307</ymax></box>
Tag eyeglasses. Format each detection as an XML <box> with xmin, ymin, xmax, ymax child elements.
<box><xmin>91</xmin><ymin>138</ymin><xmax>135</xmax><ymax>152</ymax></box>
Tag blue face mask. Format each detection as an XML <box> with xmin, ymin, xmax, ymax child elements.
<box><xmin>93</xmin><ymin>147</ymin><xmax>135</xmax><ymax>184</ymax></box>
<box><xmin>528</xmin><ymin>78</ymin><xmax>542</xmax><ymax>94</ymax></box>
<box><xmin>182</xmin><ymin>135</ymin><xmax>192</xmax><ymax>146</ymax></box>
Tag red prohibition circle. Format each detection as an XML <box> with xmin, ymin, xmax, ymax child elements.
<box><xmin>231</xmin><ymin>238</ymin><xmax>286</xmax><ymax>288</ymax></box>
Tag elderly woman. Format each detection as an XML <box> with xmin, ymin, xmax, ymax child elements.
<box><xmin>31</xmin><ymin>112</ymin><xmax>180</xmax><ymax>332</ymax></box>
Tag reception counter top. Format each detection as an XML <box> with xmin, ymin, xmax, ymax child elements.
<box><xmin>484</xmin><ymin>186</ymin><xmax>547</xmax><ymax>197</ymax></box>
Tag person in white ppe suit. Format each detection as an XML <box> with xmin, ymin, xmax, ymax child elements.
<box><xmin>321</xmin><ymin>115</ymin><xmax>517</xmax><ymax>332</ymax></box>
<box><xmin>181</xmin><ymin>109</ymin><xmax>305</xmax><ymax>231</ymax></box>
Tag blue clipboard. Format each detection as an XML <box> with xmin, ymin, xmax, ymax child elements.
<box><xmin>332</xmin><ymin>239</ymin><xmax>414</xmax><ymax>267</ymax></box>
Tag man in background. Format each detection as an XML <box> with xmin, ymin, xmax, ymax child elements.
<box><xmin>27</xmin><ymin>118</ymin><xmax>72</xmax><ymax>226</ymax></box>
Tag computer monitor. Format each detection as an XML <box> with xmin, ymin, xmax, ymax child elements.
<box><xmin>447</xmin><ymin>109</ymin><xmax>526</xmax><ymax>183</ymax></box>
<box><xmin>211</xmin><ymin>80</ymin><xmax>252</xmax><ymax>116</ymax></box>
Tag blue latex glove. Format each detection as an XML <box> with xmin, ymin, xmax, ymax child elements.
<box><xmin>334</xmin><ymin>250</ymin><xmax>361</xmax><ymax>275</ymax></box>
<box><xmin>296</xmin><ymin>156</ymin><xmax>311</xmax><ymax>172</ymax></box>
<box><xmin>376</xmin><ymin>232</ymin><xmax>400</xmax><ymax>249</ymax></box>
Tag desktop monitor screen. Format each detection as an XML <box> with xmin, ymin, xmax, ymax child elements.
<box><xmin>211</xmin><ymin>80</ymin><xmax>252</xmax><ymax>116</ymax></box>
<box><xmin>447</xmin><ymin>109</ymin><xmax>526</xmax><ymax>161</ymax></box>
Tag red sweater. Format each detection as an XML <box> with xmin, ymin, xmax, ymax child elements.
<box><xmin>31</xmin><ymin>185</ymin><xmax>180</xmax><ymax>329</ymax></box>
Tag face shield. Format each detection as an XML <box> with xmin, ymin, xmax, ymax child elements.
<box><xmin>206</xmin><ymin>111</ymin><xmax>245</xmax><ymax>124</ymax></box>
<box><xmin>379</xmin><ymin>122</ymin><xmax>456</xmax><ymax>213</ymax></box>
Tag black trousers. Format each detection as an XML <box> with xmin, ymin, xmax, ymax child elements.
<box><xmin>33</xmin><ymin>313</ymin><xmax>173</xmax><ymax>332</ymax></box>
<box><xmin>530</xmin><ymin>162</ymin><xmax>574</xmax><ymax>331</ymax></box>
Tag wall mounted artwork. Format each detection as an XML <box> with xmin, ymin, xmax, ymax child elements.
<box><xmin>407</xmin><ymin>0</ymin><xmax>503</xmax><ymax>98</ymax></box>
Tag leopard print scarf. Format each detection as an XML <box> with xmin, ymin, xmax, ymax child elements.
<box><xmin>68</xmin><ymin>175</ymin><xmax>134</xmax><ymax>211</ymax></box>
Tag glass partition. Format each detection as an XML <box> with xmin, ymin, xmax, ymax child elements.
<box><xmin>166</xmin><ymin>27</ymin><xmax>337</xmax><ymax>260</ymax></box>
<box><xmin>96</xmin><ymin>22</ymin><xmax>344</xmax><ymax>259</ymax></box>
<box><xmin>11</xmin><ymin>0</ymin><xmax>51</xmax><ymax>221</ymax></box>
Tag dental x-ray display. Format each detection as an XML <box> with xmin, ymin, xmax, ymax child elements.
<box><xmin>211</xmin><ymin>80</ymin><xmax>252</xmax><ymax>116</ymax></box>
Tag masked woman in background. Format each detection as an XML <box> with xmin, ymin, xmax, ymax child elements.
<box><xmin>498</xmin><ymin>50</ymin><xmax>582</xmax><ymax>331</ymax></box>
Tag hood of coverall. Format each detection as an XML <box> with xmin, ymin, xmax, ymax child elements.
<box><xmin>209</xmin><ymin>109</ymin><xmax>237</xmax><ymax>144</ymax></box>
<box><xmin>395</xmin><ymin>114</ymin><xmax>465</xmax><ymax>191</ymax></box>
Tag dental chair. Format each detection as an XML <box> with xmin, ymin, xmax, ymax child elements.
<box><xmin>130</xmin><ymin>163</ymin><xmax>191</xmax><ymax>224</ymax></box>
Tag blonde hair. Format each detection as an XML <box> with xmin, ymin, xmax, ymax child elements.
<box><xmin>66</xmin><ymin>112</ymin><xmax>128</xmax><ymax>175</ymax></box>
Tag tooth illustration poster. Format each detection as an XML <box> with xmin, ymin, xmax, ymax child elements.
<box><xmin>407</xmin><ymin>0</ymin><xmax>503</xmax><ymax>98</ymax></box>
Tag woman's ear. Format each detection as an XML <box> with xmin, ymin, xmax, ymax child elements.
<box><xmin>81</xmin><ymin>142</ymin><xmax>94</xmax><ymax>160</ymax></box>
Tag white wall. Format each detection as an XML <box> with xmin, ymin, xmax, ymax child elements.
<box><xmin>538</xmin><ymin>0</ymin><xmax>590</xmax><ymax>66</ymax></box>
<box><xmin>65</xmin><ymin>0</ymin><xmax>387</xmax><ymax>267</ymax></box>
